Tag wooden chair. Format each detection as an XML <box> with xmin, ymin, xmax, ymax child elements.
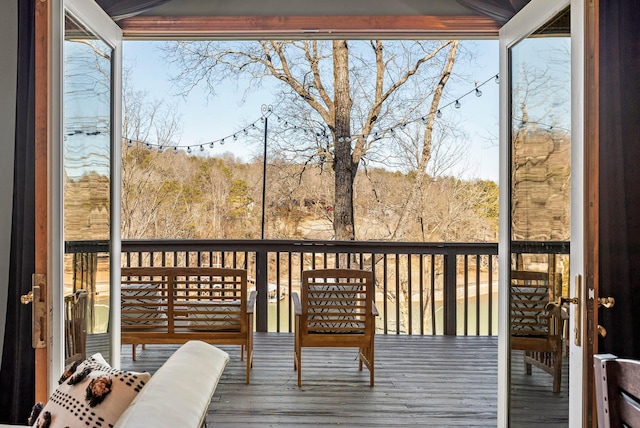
<box><xmin>121</xmin><ymin>267</ymin><xmax>256</xmax><ymax>383</ymax></box>
<box><xmin>510</xmin><ymin>270</ymin><xmax>563</xmax><ymax>393</ymax></box>
<box><xmin>292</xmin><ymin>268</ymin><xmax>377</xmax><ymax>387</ymax></box>
<box><xmin>594</xmin><ymin>354</ymin><xmax>640</xmax><ymax>427</ymax></box>
<box><xmin>64</xmin><ymin>289</ymin><xmax>88</xmax><ymax>366</ymax></box>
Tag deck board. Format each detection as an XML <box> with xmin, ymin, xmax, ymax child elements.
<box><xmin>119</xmin><ymin>333</ymin><xmax>568</xmax><ymax>426</ymax></box>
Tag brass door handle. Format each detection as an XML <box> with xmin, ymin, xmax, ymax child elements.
<box><xmin>597</xmin><ymin>324</ymin><xmax>607</xmax><ymax>338</ymax></box>
<box><xmin>21</xmin><ymin>291</ymin><xmax>34</xmax><ymax>304</ymax></box>
<box><xmin>598</xmin><ymin>297</ymin><xmax>615</xmax><ymax>308</ymax></box>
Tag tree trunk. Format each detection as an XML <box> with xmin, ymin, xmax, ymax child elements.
<box><xmin>332</xmin><ymin>40</ymin><xmax>355</xmax><ymax>240</ymax></box>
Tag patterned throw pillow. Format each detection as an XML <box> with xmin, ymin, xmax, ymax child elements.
<box><xmin>121</xmin><ymin>284</ymin><xmax>167</xmax><ymax>326</ymax></box>
<box><xmin>32</xmin><ymin>353</ymin><xmax>150</xmax><ymax>428</ymax></box>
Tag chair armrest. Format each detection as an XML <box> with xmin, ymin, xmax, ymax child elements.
<box><xmin>292</xmin><ymin>292</ymin><xmax>301</xmax><ymax>316</ymax></box>
<box><xmin>247</xmin><ymin>290</ymin><xmax>257</xmax><ymax>314</ymax></box>
<box><xmin>372</xmin><ymin>302</ymin><xmax>379</xmax><ymax>317</ymax></box>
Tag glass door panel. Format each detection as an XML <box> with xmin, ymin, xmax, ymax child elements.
<box><xmin>62</xmin><ymin>3</ymin><xmax>121</xmax><ymax>367</ymax></box>
<box><xmin>507</xmin><ymin>7</ymin><xmax>571</xmax><ymax>426</ymax></box>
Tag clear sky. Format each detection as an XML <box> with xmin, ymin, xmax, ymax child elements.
<box><xmin>123</xmin><ymin>39</ymin><xmax>500</xmax><ymax>182</ymax></box>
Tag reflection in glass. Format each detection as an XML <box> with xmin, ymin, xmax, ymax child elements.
<box><xmin>63</xmin><ymin>13</ymin><xmax>113</xmax><ymax>364</ymax></box>
<box><xmin>509</xmin><ymin>8</ymin><xmax>571</xmax><ymax>425</ymax></box>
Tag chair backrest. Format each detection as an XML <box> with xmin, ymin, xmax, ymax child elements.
<box><xmin>510</xmin><ymin>270</ymin><xmax>562</xmax><ymax>338</ymax></box>
<box><xmin>121</xmin><ymin>267</ymin><xmax>248</xmax><ymax>333</ymax></box>
<box><xmin>64</xmin><ymin>290</ymin><xmax>88</xmax><ymax>364</ymax></box>
<box><xmin>594</xmin><ymin>354</ymin><xmax>640</xmax><ymax>428</ymax></box>
<box><xmin>300</xmin><ymin>268</ymin><xmax>374</xmax><ymax>335</ymax></box>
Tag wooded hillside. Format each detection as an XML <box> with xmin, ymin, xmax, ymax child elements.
<box><xmin>121</xmin><ymin>144</ymin><xmax>498</xmax><ymax>242</ymax></box>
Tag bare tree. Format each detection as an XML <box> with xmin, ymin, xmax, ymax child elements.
<box><xmin>162</xmin><ymin>40</ymin><xmax>461</xmax><ymax>240</ymax></box>
<box><xmin>121</xmin><ymin>70</ymin><xmax>185</xmax><ymax>238</ymax></box>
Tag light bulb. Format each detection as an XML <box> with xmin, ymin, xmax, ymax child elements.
<box><xmin>220</xmin><ymin>139</ymin><xmax>225</xmax><ymax>145</ymax></box>
<box><xmin>200</xmin><ymin>145</ymin><xmax>204</xmax><ymax>152</ymax></box>
<box><xmin>436</xmin><ymin>110</ymin><xmax>442</xmax><ymax>119</ymax></box>
<box><xmin>233</xmin><ymin>134</ymin><xmax>237</xmax><ymax>141</ymax></box>
<box><xmin>455</xmin><ymin>100</ymin><xmax>461</xmax><ymax>109</ymax></box>
<box><xmin>173</xmin><ymin>147</ymin><xmax>178</xmax><ymax>154</ymax></box>
<box><xmin>187</xmin><ymin>147</ymin><xmax>192</xmax><ymax>154</ymax></box>
<box><xmin>495</xmin><ymin>75</ymin><xmax>500</xmax><ymax>84</ymax></box>
<box><xmin>475</xmin><ymin>88</ymin><xmax>482</xmax><ymax>97</ymax></box>
<box><xmin>127</xmin><ymin>139</ymin><xmax>133</xmax><ymax>147</ymax></box>
<box><xmin>209</xmin><ymin>142</ymin><xmax>214</xmax><ymax>148</ymax></box>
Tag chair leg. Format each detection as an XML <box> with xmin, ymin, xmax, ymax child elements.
<box><xmin>370</xmin><ymin>356</ymin><xmax>374</xmax><ymax>387</ymax></box>
<box><xmin>360</xmin><ymin>345</ymin><xmax>374</xmax><ymax>387</ymax></box>
<box><xmin>245</xmin><ymin>344</ymin><xmax>251</xmax><ymax>384</ymax></box>
<box><xmin>294</xmin><ymin>336</ymin><xmax>301</xmax><ymax>386</ymax></box>
<box><xmin>245</xmin><ymin>330</ymin><xmax>253</xmax><ymax>384</ymax></box>
<box><xmin>370</xmin><ymin>343</ymin><xmax>375</xmax><ymax>387</ymax></box>
<box><xmin>524</xmin><ymin>353</ymin><xmax>532</xmax><ymax>375</ymax></box>
<box><xmin>297</xmin><ymin>349</ymin><xmax>302</xmax><ymax>387</ymax></box>
<box><xmin>553</xmin><ymin>352</ymin><xmax>562</xmax><ymax>393</ymax></box>
<box><xmin>132</xmin><ymin>344</ymin><xmax>137</xmax><ymax>361</ymax></box>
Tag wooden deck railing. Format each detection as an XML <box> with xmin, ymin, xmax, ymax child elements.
<box><xmin>65</xmin><ymin>239</ymin><xmax>569</xmax><ymax>336</ymax></box>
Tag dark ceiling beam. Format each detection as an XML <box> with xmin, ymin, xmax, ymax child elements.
<box><xmin>118</xmin><ymin>15</ymin><xmax>500</xmax><ymax>39</ymax></box>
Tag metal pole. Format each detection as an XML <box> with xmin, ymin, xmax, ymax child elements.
<box><xmin>261</xmin><ymin>116</ymin><xmax>268</xmax><ymax>239</ymax></box>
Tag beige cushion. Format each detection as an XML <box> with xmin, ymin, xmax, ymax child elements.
<box><xmin>115</xmin><ymin>341</ymin><xmax>229</xmax><ymax>428</ymax></box>
<box><xmin>32</xmin><ymin>353</ymin><xmax>150</xmax><ymax>428</ymax></box>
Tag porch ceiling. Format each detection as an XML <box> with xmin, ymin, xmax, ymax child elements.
<box><xmin>114</xmin><ymin>0</ymin><xmax>506</xmax><ymax>39</ymax></box>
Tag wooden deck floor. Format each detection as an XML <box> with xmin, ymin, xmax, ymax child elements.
<box><xmin>119</xmin><ymin>333</ymin><xmax>568</xmax><ymax>427</ymax></box>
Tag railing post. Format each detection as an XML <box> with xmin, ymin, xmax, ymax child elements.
<box><xmin>256</xmin><ymin>249</ymin><xmax>268</xmax><ymax>332</ymax></box>
<box><xmin>444</xmin><ymin>252</ymin><xmax>457</xmax><ymax>336</ymax></box>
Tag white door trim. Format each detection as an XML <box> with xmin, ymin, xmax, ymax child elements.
<box><xmin>569</xmin><ymin>0</ymin><xmax>586</xmax><ymax>425</ymax></box>
<box><xmin>498</xmin><ymin>0</ymin><xmax>572</xmax><ymax>425</ymax></box>
<box><xmin>50</xmin><ymin>0</ymin><xmax>122</xmax><ymax>391</ymax></box>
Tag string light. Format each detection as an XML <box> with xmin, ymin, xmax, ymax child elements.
<box><xmin>513</xmin><ymin>118</ymin><xmax>570</xmax><ymax>132</ymax></box>
<box><xmin>125</xmin><ymin>73</ymin><xmax>501</xmax><ymax>154</ymax></box>
<box><xmin>124</xmin><ymin>113</ymin><xmax>266</xmax><ymax>152</ymax></box>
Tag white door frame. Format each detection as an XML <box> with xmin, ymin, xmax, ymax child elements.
<box><xmin>497</xmin><ymin>0</ymin><xmax>583</xmax><ymax>425</ymax></box>
<box><xmin>568</xmin><ymin>0</ymin><xmax>586</xmax><ymax>425</ymax></box>
<box><xmin>50</xmin><ymin>0</ymin><xmax>122</xmax><ymax>392</ymax></box>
